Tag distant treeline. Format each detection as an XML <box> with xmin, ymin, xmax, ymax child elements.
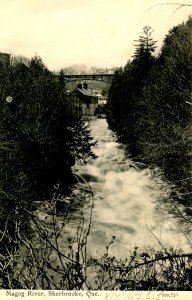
<box><xmin>107</xmin><ymin>17</ymin><xmax>192</xmax><ymax>211</ymax></box>
<box><xmin>0</xmin><ymin>56</ymin><xmax>95</xmax><ymax>247</ymax></box>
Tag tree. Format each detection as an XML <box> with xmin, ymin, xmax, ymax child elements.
<box><xmin>106</xmin><ymin>25</ymin><xmax>158</xmax><ymax>155</ymax></box>
<box><xmin>0</xmin><ymin>56</ymin><xmax>95</xmax><ymax>250</ymax></box>
<box><xmin>107</xmin><ymin>67</ymin><xmax>125</xmax><ymax>133</ymax></box>
<box><xmin>106</xmin><ymin>17</ymin><xmax>192</xmax><ymax>211</ymax></box>
<box><xmin>134</xmin><ymin>26</ymin><xmax>157</xmax><ymax>58</ymax></box>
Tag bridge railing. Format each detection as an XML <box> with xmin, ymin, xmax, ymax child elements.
<box><xmin>55</xmin><ymin>73</ymin><xmax>114</xmax><ymax>83</ymax></box>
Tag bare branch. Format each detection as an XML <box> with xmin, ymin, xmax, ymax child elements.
<box><xmin>147</xmin><ymin>2</ymin><xmax>192</xmax><ymax>12</ymax></box>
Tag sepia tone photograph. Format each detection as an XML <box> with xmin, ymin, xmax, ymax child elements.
<box><xmin>0</xmin><ymin>0</ymin><xmax>191</xmax><ymax>294</ymax></box>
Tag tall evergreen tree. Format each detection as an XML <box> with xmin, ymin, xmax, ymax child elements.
<box><xmin>134</xmin><ymin>26</ymin><xmax>157</xmax><ymax>57</ymax></box>
<box><xmin>107</xmin><ymin>26</ymin><xmax>157</xmax><ymax>155</ymax></box>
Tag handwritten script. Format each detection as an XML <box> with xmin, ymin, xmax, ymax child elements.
<box><xmin>105</xmin><ymin>291</ymin><xmax>179</xmax><ymax>300</ymax></box>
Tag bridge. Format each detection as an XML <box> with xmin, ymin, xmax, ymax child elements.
<box><xmin>56</xmin><ymin>73</ymin><xmax>114</xmax><ymax>84</ymax></box>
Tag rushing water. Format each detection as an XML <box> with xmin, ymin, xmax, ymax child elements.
<box><xmin>56</xmin><ymin>118</ymin><xmax>190</xmax><ymax>258</ymax></box>
<box><xmin>38</xmin><ymin>118</ymin><xmax>190</xmax><ymax>259</ymax></box>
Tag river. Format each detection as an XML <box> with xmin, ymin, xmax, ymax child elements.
<box><xmin>48</xmin><ymin>118</ymin><xmax>190</xmax><ymax>259</ymax></box>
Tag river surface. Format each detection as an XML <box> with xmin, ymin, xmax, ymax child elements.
<box><xmin>39</xmin><ymin>118</ymin><xmax>191</xmax><ymax>258</ymax></box>
<box><xmin>56</xmin><ymin>118</ymin><xmax>191</xmax><ymax>258</ymax></box>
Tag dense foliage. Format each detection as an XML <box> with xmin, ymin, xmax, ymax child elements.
<box><xmin>0</xmin><ymin>56</ymin><xmax>95</xmax><ymax>245</ymax></box>
<box><xmin>107</xmin><ymin>18</ymin><xmax>192</xmax><ymax>211</ymax></box>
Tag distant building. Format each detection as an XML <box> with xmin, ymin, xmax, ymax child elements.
<box><xmin>92</xmin><ymin>89</ymin><xmax>102</xmax><ymax>98</ymax></box>
<box><xmin>98</xmin><ymin>98</ymin><xmax>107</xmax><ymax>105</ymax></box>
<box><xmin>69</xmin><ymin>83</ymin><xmax>98</xmax><ymax>117</ymax></box>
<box><xmin>0</xmin><ymin>52</ymin><xmax>10</xmax><ymax>67</ymax></box>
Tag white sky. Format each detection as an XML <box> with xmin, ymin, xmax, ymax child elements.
<box><xmin>0</xmin><ymin>0</ymin><xmax>191</xmax><ymax>71</ymax></box>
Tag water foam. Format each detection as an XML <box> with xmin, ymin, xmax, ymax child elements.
<box><xmin>66</xmin><ymin>119</ymin><xmax>191</xmax><ymax>258</ymax></box>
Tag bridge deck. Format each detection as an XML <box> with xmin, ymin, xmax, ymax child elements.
<box><xmin>63</xmin><ymin>74</ymin><xmax>114</xmax><ymax>78</ymax></box>
<box><xmin>55</xmin><ymin>73</ymin><xmax>114</xmax><ymax>83</ymax></box>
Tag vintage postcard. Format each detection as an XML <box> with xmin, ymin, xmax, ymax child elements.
<box><xmin>0</xmin><ymin>1</ymin><xmax>191</xmax><ymax>299</ymax></box>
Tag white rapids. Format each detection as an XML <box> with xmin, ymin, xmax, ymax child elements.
<box><xmin>62</xmin><ymin>118</ymin><xmax>191</xmax><ymax>258</ymax></box>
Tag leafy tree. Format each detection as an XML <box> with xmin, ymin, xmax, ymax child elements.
<box><xmin>0</xmin><ymin>56</ymin><xmax>95</xmax><ymax>246</ymax></box>
<box><xmin>158</xmin><ymin>18</ymin><xmax>192</xmax><ymax>126</ymax></box>
<box><xmin>107</xmin><ymin>67</ymin><xmax>124</xmax><ymax>133</ymax></box>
